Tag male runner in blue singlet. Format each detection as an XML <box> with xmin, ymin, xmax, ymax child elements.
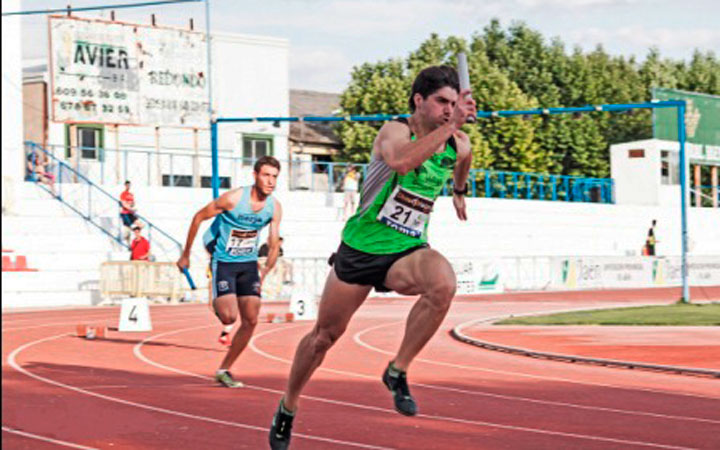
<box><xmin>177</xmin><ymin>156</ymin><xmax>283</xmax><ymax>387</ymax></box>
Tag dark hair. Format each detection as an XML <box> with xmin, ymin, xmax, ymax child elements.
<box><xmin>132</xmin><ymin>226</ymin><xmax>141</xmax><ymax>231</ymax></box>
<box><xmin>125</xmin><ymin>180</ymin><xmax>131</xmax><ymax>185</ymax></box>
<box><xmin>408</xmin><ymin>65</ymin><xmax>460</xmax><ymax>112</ymax></box>
<box><xmin>254</xmin><ymin>156</ymin><xmax>281</xmax><ymax>173</ymax></box>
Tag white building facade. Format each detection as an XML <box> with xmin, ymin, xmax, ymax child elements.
<box><xmin>23</xmin><ymin>17</ymin><xmax>290</xmax><ymax>193</ymax></box>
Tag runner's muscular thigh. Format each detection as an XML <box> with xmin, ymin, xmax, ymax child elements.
<box><xmin>237</xmin><ymin>295</ymin><xmax>261</xmax><ymax>324</ymax></box>
<box><xmin>315</xmin><ymin>270</ymin><xmax>371</xmax><ymax>334</ymax></box>
<box><xmin>214</xmin><ymin>293</ymin><xmax>239</xmax><ymax>321</ymax></box>
<box><xmin>384</xmin><ymin>248</ymin><xmax>455</xmax><ymax>296</ymax></box>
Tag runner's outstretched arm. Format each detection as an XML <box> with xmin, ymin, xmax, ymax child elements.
<box><xmin>176</xmin><ymin>192</ymin><xmax>235</xmax><ymax>271</ymax></box>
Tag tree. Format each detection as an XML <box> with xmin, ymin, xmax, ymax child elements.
<box><xmin>337</xmin><ymin>34</ymin><xmax>547</xmax><ymax>173</ymax></box>
<box><xmin>334</xmin><ymin>20</ymin><xmax>717</xmax><ymax>179</ymax></box>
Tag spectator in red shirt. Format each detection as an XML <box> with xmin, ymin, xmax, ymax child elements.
<box><xmin>120</xmin><ymin>180</ymin><xmax>139</xmax><ymax>243</ymax></box>
<box><xmin>130</xmin><ymin>226</ymin><xmax>150</xmax><ymax>261</ymax></box>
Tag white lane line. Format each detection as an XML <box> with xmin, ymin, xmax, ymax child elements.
<box><xmin>132</xmin><ymin>324</ymin><xmax>392</xmax><ymax>449</ymax></box>
<box><xmin>2</xmin><ymin>425</ymin><xmax>98</xmax><ymax>449</ymax></box>
<box><xmin>137</xmin><ymin>324</ymin><xmax>697</xmax><ymax>449</ymax></box>
<box><xmin>250</xmin><ymin>326</ymin><xmax>699</xmax><ymax>449</ymax></box>
<box><xmin>2</xmin><ymin>310</ymin><xmax>206</xmax><ymax>332</ymax></box>
<box><xmin>7</xmin><ymin>330</ymin><xmax>389</xmax><ymax>450</ymax></box>
<box><xmin>350</xmin><ymin>321</ymin><xmax>720</xmax><ymax>425</ymax></box>
<box><xmin>353</xmin><ymin>318</ymin><xmax>720</xmax><ymax>401</ymax></box>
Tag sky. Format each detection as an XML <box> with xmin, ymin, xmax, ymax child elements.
<box><xmin>14</xmin><ymin>0</ymin><xmax>720</xmax><ymax>93</ymax></box>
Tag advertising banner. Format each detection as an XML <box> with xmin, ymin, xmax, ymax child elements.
<box><xmin>50</xmin><ymin>16</ymin><xmax>208</xmax><ymax>127</ymax></box>
<box><xmin>451</xmin><ymin>259</ymin><xmax>504</xmax><ymax>294</ymax></box>
<box><xmin>553</xmin><ymin>256</ymin><xmax>720</xmax><ymax>290</ymax></box>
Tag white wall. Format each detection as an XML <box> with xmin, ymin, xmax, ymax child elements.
<box><xmin>610</xmin><ymin>139</ymin><xmax>661</xmax><ymax>205</ymax></box>
<box><xmin>116</xmin><ymin>187</ymin><xmax>720</xmax><ymax>261</ymax></box>
<box><xmin>2</xmin><ymin>0</ymin><xmax>24</xmax><ymax>186</ymax></box>
<box><xmin>4</xmin><ymin>182</ymin><xmax>718</xmax><ymax>309</ymax></box>
<box><xmin>428</xmin><ymin>195</ymin><xmax>720</xmax><ymax>259</ymax></box>
<box><xmin>611</xmin><ymin>138</ymin><xmax>705</xmax><ymax>207</ymax></box>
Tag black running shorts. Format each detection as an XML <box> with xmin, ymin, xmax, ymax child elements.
<box><xmin>331</xmin><ymin>241</ymin><xmax>427</xmax><ymax>292</ymax></box>
<box><xmin>211</xmin><ymin>260</ymin><xmax>261</xmax><ymax>299</ymax></box>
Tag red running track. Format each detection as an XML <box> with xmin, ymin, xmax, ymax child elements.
<box><xmin>3</xmin><ymin>293</ymin><xmax>720</xmax><ymax>449</ymax></box>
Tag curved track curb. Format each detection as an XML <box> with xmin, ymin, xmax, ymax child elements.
<box><xmin>451</xmin><ymin>319</ymin><xmax>720</xmax><ymax>379</ymax></box>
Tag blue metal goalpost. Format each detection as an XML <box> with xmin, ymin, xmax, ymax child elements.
<box><xmin>209</xmin><ymin>100</ymin><xmax>691</xmax><ymax>301</ymax></box>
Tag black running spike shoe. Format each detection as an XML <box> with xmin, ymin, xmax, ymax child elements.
<box><xmin>269</xmin><ymin>401</ymin><xmax>295</xmax><ymax>450</ymax></box>
<box><xmin>382</xmin><ymin>362</ymin><xmax>418</xmax><ymax>416</ymax></box>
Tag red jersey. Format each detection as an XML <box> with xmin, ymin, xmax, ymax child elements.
<box><xmin>131</xmin><ymin>237</ymin><xmax>150</xmax><ymax>260</ymax></box>
<box><xmin>120</xmin><ymin>191</ymin><xmax>135</xmax><ymax>214</ymax></box>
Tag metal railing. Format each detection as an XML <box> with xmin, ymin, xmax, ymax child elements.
<box><xmin>691</xmin><ymin>185</ymin><xmax>720</xmax><ymax>208</ymax></box>
<box><xmin>40</xmin><ymin>143</ymin><xmax>615</xmax><ymax>204</ymax></box>
<box><xmin>24</xmin><ymin>141</ymin><xmax>196</xmax><ymax>288</ymax></box>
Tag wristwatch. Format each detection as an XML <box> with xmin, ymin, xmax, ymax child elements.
<box><xmin>453</xmin><ymin>183</ymin><xmax>469</xmax><ymax>196</ymax></box>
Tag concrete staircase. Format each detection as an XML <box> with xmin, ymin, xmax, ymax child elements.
<box><xmin>1</xmin><ymin>182</ymin><xmax>126</xmax><ymax>308</ymax></box>
<box><xmin>3</xmin><ymin>180</ymin><xmax>718</xmax><ymax>309</ymax></box>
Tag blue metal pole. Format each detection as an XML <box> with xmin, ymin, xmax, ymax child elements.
<box><xmin>205</xmin><ymin>0</ymin><xmax>216</xmax><ymax>200</ymax></box>
<box><xmin>214</xmin><ymin>101</ymin><xmax>683</xmax><ymax>124</ymax></box>
<box><xmin>485</xmin><ymin>171</ymin><xmax>491</xmax><ymax>198</ymax></box>
<box><xmin>499</xmin><ymin>172</ymin><xmax>506</xmax><ymax>199</ymax></box>
<box><xmin>525</xmin><ymin>174</ymin><xmax>531</xmax><ymax>199</ymax></box>
<box><xmin>677</xmin><ymin>102</ymin><xmax>690</xmax><ymax>302</ymax></box>
<box><xmin>211</xmin><ymin>120</ymin><xmax>219</xmax><ymax>198</ymax></box>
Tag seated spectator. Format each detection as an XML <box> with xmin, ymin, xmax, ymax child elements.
<box><xmin>120</xmin><ymin>180</ymin><xmax>140</xmax><ymax>243</ymax></box>
<box><xmin>130</xmin><ymin>226</ymin><xmax>151</xmax><ymax>261</ymax></box>
<box><xmin>26</xmin><ymin>150</ymin><xmax>56</xmax><ymax>195</ymax></box>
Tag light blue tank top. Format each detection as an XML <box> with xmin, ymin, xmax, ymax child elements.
<box><xmin>203</xmin><ymin>187</ymin><xmax>275</xmax><ymax>263</ymax></box>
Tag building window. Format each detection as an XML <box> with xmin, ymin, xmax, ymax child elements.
<box><xmin>201</xmin><ymin>176</ymin><xmax>231</xmax><ymax>189</ymax></box>
<box><xmin>65</xmin><ymin>124</ymin><xmax>104</xmax><ymax>160</ymax></box>
<box><xmin>242</xmin><ymin>135</ymin><xmax>273</xmax><ymax>167</ymax></box>
<box><xmin>162</xmin><ymin>175</ymin><xmax>193</xmax><ymax>187</ymax></box>
<box><xmin>660</xmin><ymin>150</ymin><xmax>679</xmax><ymax>185</ymax></box>
<box><xmin>78</xmin><ymin>127</ymin><xmax>101</xmax><ymax>159</ymax></box>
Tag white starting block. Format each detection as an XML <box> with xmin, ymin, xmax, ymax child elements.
<box><xmin>118</xmin><ymin>297</ymin><xmax>153</xmax><ymax>332</ymax></box>
<box><xmin>289</xmin><ymin>291</ymin><xmax>318</xmax><ymax>321</ymax></box>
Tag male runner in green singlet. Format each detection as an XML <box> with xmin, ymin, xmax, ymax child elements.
<box><xmin>269</xmin><ymin>66</ymin><xmax>475</xmax><ymax>449</ymax></box>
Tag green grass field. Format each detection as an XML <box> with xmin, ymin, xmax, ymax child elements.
<box><xmin>496</xmin><ymin>303</ymin><xmax>720</xmax><ymax>326</ymax></box>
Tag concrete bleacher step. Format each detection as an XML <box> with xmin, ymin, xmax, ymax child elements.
<box><xmin>3</xmin><ymin>179</ymin><xmax>718</xmax><ymax>310</ymax></box>
<box><xmin>3</xmin><ymin>235</ymin><xmax>113</xmax><ymax>253</ymax></box>
<box><xmin>28</xmin><ymin>252</ymin><xmax>115</xmax><ymax>272</ymax></box>
<box><xmin>2</xmin><ymin>216</ymin><xmax>116</xmax><ymax>236</ymax></box>
<box><xmin>1</xmin><ymin>291</ymin><xmax>99</xmax><ymax>309</ymax></box>
<box><xmin>2</xmin><ymin>270</ymin><xmax>100</xmax><ymax>293</ymax></box>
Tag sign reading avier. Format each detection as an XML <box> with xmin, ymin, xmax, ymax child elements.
<box><xmin>49</xmin><ymin>16</ymin><xmax>209</xmax><ymax>127</ymax></box>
